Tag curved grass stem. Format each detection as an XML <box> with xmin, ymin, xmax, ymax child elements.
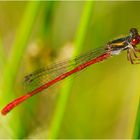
<box><xmin>133</xmin><ymin>99</ymin><xmax>140</xmax><ymax>138</ymax></box>
<box><xmin>48</xmin><ymin>1</ymin><xmax>94</xmax><ymax>138</ymax></box>
<box><xmin>1</xmin><ymin>2</ymin><xmax>41</xmax><ymax>138</ymax></box>
<box><xmin>3</xmin><ymin>1</ymin><xmax>41</xmax><ymax>102</ymax></box>
<box><xmin>0</xmin><ymin>35</ymin><xmax>5</xmax><ymax>71</ymax></box>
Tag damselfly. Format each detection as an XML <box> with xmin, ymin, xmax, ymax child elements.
<box><xmin>1</xmin><ymin>28</ymin><xmax>140</xmax><ymax>115</ymax></box>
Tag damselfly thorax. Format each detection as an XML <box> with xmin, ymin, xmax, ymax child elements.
<box><xmin>106</xmin><ymin>28</ymin><xmax>140</xmax><ymax>64</ymax></box>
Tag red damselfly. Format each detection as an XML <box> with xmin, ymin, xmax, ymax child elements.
<box><xmin>1</xmin><ymin>28</ymin><xmax>140</xmax><ymax>115</ymax></box>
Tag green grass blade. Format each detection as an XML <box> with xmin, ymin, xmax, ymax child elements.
<box><xmin>3</xmin><ymin>1</ymin><xmax>41</xmax><ymax>100</ymax></box>
<box><xmin>133</xmin><ymin>99</ymin><xmax>140</xmax><ymax>138</ymax></box>
<box><xmin>0</xmin><ymin>35</ymin><xmax>5</xmax><ymax>70</ymax></box>
<box><xmin>48</xmin><ymin>1</ymin><xmax>94</xmax><ymax>138</ymax></box>
<box><xmin>1</xmin><ymin>2</ymin><xmax>41</xmax><ymax>138</ymax></box>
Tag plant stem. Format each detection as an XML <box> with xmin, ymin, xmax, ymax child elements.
<box><xmin>48</xmin><ymin>1</ymin><xmax>94</xmax><ymax>138</ymax></box>
<box><xmin>1</xmin><ymin>2</ymin><xmax>41</xmax><ymax>138</ymax></box>
<box><xmin>133</xmin><ymin>99</ymin><xmax>140</xmax><ymax>138</ymax></box>
<box><xmin>3</xmin><ymin>1</ymin><xmax>41</xmax><ymax>100</ymax></box>
<box><xmin>0</xmin><ymin>35</ymin><xmax>5</xmax><ymax>70</ymax></box>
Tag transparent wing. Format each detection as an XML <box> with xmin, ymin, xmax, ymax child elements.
<box><xmin>23</xmin><ymin>47</ymin><xmax>108</xmax><ymax>92</ymax></box>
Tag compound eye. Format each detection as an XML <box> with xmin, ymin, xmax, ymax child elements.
<box><xmin>131</xmin><ymin>38</ymin><xmax>139</xmax><ymax>45</ymax></box>
<box><xmin>133</xmin><ymin>39</ymin><xmax>136</xmax><ymax>42</ymax></box>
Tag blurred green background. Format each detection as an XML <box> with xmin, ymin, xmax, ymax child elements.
<box><xmin>0</xmin><ymin>1</ymin><xmax>140</xmax><ymax>139</ymax></box>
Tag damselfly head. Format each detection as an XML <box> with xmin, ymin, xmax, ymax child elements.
<box><xmin>130</xmin><ymin>28</ymin><xmax>138</xmax><ymax>36</ymax></box>
<box><xmin>129</xmin><ymin>28</ymin><xmax>140</xmax><ymax>46</ymax></box>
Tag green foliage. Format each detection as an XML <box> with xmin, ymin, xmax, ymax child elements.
<box><xmin>133</xmin><ymin>100</ymin><xmax>140</xmax><ymax>138</ymax></box>
<box><xmin>0</xmin><ymin>1</ymin><xmax>140</xmax><ymax>139</ymax></box>
<box><xmin>48</xmin><ymin>2</ymin><xmax>94</xmax><ymax>138</ymax></box>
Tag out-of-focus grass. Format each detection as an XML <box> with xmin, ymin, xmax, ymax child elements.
<box><xmin>3</xmin><ymin>1</ymin><xmax>41</xmax><ymax>99</ymax></box>
<box><xmin>1</xmin><ymin>1</ymin><xmax>41</xmax><ymax>138</ymax></box>
<box><xmin>0</xmin><ymin>1</ymin><xmax>140</xmax><ymax>139</ymax></box>
<box><xmin>0</xmin><ymin>36</ymin><xmax>5</xmax><ymax>70</ymax></box>
<box><xmin>133</xmin><ymin>99</ymin><xmax>140</xmax><ymax>138</ymax></box>
<box><xmin>48</xmin><ymin>1</ymin><xmax>94</xmax><ymax>138</ymax></box>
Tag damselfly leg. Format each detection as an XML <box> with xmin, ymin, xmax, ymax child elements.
<box><xmin>127</xmin><ymin>47</ymin><xmax>140</xmax><ymax>64</ymax></box>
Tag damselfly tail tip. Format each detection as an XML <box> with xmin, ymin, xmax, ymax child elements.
<box><xmin>1</xmin><ymin>105</ymin><xmax>11</xmax><ymax>116</ymax></box>
<box><xmin>1</xmin><ymin>109</ymin><xmax>7</xmax><ymax>115</ymax></box>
